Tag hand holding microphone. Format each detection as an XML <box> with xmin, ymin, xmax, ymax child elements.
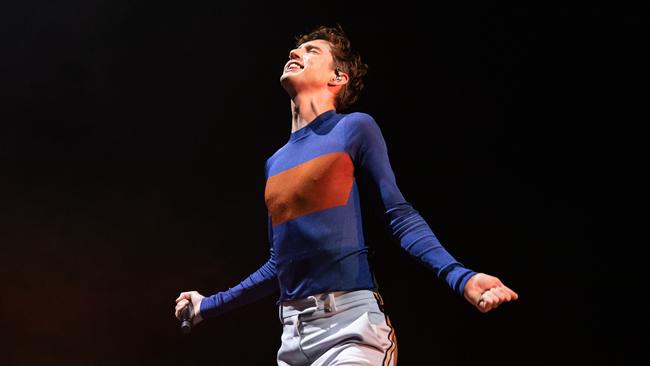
<box><xmin>180</xmin><ymin>303</ymin><xmax>193</xmax><ymax>334</ymax></box>
<box><xmin>175</xmin><ymin>291</ymin><xmax>205</xmax><ymax>333</ymax></box>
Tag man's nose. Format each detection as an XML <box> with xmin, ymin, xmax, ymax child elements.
<box><xmin>289</xmin><ymin>48</ymin><xmax>302</xmax><ymax>60</ymax></box>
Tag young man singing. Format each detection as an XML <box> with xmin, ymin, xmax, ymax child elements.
<box><xmin>175</xmin><ymin>25</ymin><xmax>518</xmax><ymax>365</ymax></box>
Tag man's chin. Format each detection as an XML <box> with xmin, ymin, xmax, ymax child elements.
<box><xmin>280</xmin><ymin>75</ymin><xmax>296</xmax><ymax>95</ymax></box>
<box><xmin>280</xmin><ymin>71</ymin><xmax>298</xmax><ymax>81</ymax></box>
<box><xmin>280</xmin><ymin>73</ymin><xmax>299</xmax><ymax>88</ymax></box>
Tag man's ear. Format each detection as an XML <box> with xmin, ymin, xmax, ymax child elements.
<box><xmin>329</xmin><ymin>71</ymin><xmax>349</xmax><ymax>86</ymax></box>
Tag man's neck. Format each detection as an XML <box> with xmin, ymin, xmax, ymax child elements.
<box><xmin>290</xmin><ymin>92</ymin><xmax>336</xmax><ymax>133</ymax></box>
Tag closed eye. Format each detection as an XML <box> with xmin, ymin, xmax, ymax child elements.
<box><xmin>305</xmin><ymin>45</ymin><xmax>321</xmax><ymax>54</ymax></box>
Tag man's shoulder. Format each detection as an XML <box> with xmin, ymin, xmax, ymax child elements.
<box><xmin>266</xmin><ymin>143</ymin><xmax>288</xmax><ymax>162</ymax></box>
<box><xmin>340</xmin><ymin>111</ymin><xmax>376</xmax><ymax>124</ymax></box>
<box><xmin>339</xmin><ymin>111</ymin><xmax>379</xmax><ymax>132</ymax></box>
<box><xmin>339</xmin><ymin>111</ymin><xmax>381</xmax><ymax>137</ymax></box>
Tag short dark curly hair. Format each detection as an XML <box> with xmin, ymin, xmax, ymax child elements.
<box><xmin>296</xmin><ymin>25</ymin><xmax>368</xmax><ymax>111</ymax></box>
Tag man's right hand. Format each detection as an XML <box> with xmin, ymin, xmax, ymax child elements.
<box><xmin>175</xmin><ymin>291</ymin><xmax>205</xmax><ymax>325</ymax></box>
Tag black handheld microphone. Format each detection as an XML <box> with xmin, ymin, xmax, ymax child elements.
<box><xmin>180</xmin><ymin>303</ymin><xmax>193</xmax><ymax>334</ymax></box>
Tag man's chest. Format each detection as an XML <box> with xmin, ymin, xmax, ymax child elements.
<box><xmin>265</xmin><ymin>151</ymin><xmax>355</xmax><ymax>226</ymax></box>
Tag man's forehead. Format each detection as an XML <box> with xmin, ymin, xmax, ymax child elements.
<box><xmin>297</xmin><ymin>39</ymin><xmax>333</xmax><ymax>50</ymax></box>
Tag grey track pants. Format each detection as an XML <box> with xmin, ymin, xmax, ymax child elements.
<box><xmin>277</xmin><ymin>290</ymin><xmax>397</xmax><ymax>366</ymax></box>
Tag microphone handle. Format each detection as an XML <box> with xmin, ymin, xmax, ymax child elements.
<box><xmin>180</xmin><ymin>304</ymin><xmax>193</xmax><ymax>334</ymax></box>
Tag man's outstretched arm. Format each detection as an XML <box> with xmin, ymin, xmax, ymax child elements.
<box><xmin>344</xmin><ymin>113</ymin><xmax>518</xmax><ymax>311</ymax></box>
<box><xmin>174</xmin><ymin>255</ymin><xmax>278</xmax><ymax>324</ymax></box>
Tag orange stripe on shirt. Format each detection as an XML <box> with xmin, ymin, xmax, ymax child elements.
<box><xmin>265</xmin><ymin>152</ymin><xmax>354</xmax><ymax>227</ymax></box>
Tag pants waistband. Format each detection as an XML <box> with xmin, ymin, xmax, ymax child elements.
<box><xmin>279</xmin><ymin>289</ymin><xmax>383</xmax><ymax>320</ymax></box>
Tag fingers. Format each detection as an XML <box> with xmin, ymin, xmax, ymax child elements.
<box><xmin>174</xmin><ymin>299</ymin><xmax>190</xmax><ymax>319</ymax></box>
<box><xmin>494</xmin><ymin>284</ymin><xmax>519</xmax><ymax>302</ymax></box>
<box><xmin>477</xmin><ymin>290</ymin><xmax>501</xmax><ymax>312</ymax></box>
<box><xmin>473</xmin><ymin>292</ymin><xmax>485</xmax><ymax>311</ymax></box>
<box><xmin>477</xmin><ymin>284</ymin><xmax>519</xmax><ymax>313</ymax></box>
<box><xmin>491</xmin><ymin>287</ymin><xmax>511</xmax><ymax>301</ymax></box>
<box><xmin>175</xmin><ymin>291</ymin><xmax>195</xmax><ymax>303</ymax></box>
<box><xmin>174</xmin><ymin>291</ymin><xmax>205</xmax><ymax>323</ymax></box>
<box><xmin>503</xmin><ymin>285</ymin><xmax>519</xmax><ymax>300</ymax></box>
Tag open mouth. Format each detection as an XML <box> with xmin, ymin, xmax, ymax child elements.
<box><xmin>285</xmin><ymin>61</ymin><xmax>304</xmax><ymax>72</ymax></box>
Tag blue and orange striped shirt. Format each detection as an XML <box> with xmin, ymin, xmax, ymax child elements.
<box><xmin>200</xmin><ymin>110</ymin><xmax>476</xmax><ymax>318</ymax></box>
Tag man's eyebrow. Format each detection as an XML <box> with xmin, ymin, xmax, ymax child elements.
<box><xmin>301</xmin><ymin>44</ymin><xmax>323</xmax><ymax>51</ymax></box>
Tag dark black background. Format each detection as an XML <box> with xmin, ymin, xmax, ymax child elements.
<box><xmin>1</xmin><ymin>2</ymin><xmax>645</xmax><ymax>365</ymax></box>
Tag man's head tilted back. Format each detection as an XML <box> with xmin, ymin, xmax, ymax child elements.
<box><xmin>280</xmin><ymin>25</ymin><xmax>368</xmax><ymax>111</ymax></box>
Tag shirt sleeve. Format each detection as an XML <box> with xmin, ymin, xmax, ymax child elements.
<box><xmin>344</xmin><ymin>113</ymin><xmax>476</xmax><ymax>296</ymax></box>
<box><xmin>199</xmin><ymin>216</ymin><xmax>279</xmax><ymax>319</ymax></box>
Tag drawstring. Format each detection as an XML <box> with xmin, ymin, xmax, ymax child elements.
<box><xmin>280</xmin><ymin>290</ymin><xmax>357</xmax><ymax>323</ymax></box>
<box><xmin>325</xmin><ymin>293</ymin><xmax>337</xmax><ymax>312</ymax></box>
<box><xmin>305</xmin><ymin>293</ymin><xmax>337</xmax><ymax>313</ymax></box>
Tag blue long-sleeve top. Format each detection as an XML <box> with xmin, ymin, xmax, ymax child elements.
<box><xmin>200</xmin><ymin>110</ymin><xmax>476</xmax><ymax>318</ymax></box>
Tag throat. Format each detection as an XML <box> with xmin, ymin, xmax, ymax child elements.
<box><xmin>290</xmin><ymin>94</ymin><xmax>336</xmax><ymax>132</ymax></box>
